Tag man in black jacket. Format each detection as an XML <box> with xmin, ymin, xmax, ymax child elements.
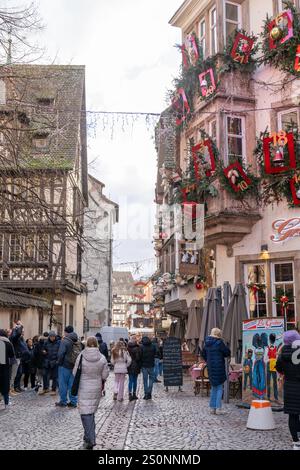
<box><xmin>56</xmin><ymin>326</ymin><xmax>81</xmax><ymax>408</ymax></box>
<box><xmin>95</xmin><ymin>333</ymin><xmax>108</xmax><ymax>360</ymax></box>
<box><xmin>9</xmin><ymin>322</ymin><xmax>29</xmax><ymax>393</ymax></box>
<box><xmin>140</xmin><ymin>336</ymin><xmax>156</xmax><ymax>400</ymax></box>
<box><xmin>42</xmin><ymin>331</ymin><xmax>61</xmax><ymax>396</ymax></box>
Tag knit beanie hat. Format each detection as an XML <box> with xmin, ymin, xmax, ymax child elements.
<box><xmin>283</xmin><ymin>330</ymin><xmax>300</xmax><ymax>346</ymax></box>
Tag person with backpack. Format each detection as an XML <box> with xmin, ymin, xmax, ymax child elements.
<box><xmin>140</xmin><ymin>336</ymin><xmax>157</xmax><ymax>400</ymax></box>
<box><xmin>127</xmin><ymin>335</ymin><xmax>141</xmax><ymax>401</ymax></box>
<box><xmin>56</xmin><ymin>326</ymin><xmax>81</xmax><ymax>408</ymax></box>
<box><xmin>95</xmin><ymin>333</ymin><xmax>108</xmax><ymax>361</ymax></box>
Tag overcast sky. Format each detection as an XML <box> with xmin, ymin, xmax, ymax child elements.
<box><xmin>32</xmin><ymin>0</ymin><xmax>182</xmax><ymax>277</ymax></box>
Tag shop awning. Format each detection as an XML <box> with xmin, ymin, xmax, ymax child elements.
<box><xmin>164</xmin><ymin>299</ymin><xmax>188</xmax><ymax>318</ymax></box>
<box><xmin>0</xmin><ymin>288</ymin><xmax>51</xmax><ymax>310</ymax></box>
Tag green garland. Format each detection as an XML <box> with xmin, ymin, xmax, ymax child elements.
<box><xmin>172</xmin><ymin>132</ymin><xmax>219</xmax><ymax>204</ymax></box>
<box><xmin>262</xmin><ymin>1</ymin><xmax>300</xmax><ymax>76</ymax></box>
<box><xmin>222</xmin><ymin>29</ymin><xmax>259</xmax><ymax>73</ymax></box>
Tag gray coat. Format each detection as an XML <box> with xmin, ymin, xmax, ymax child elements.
<box><xmin>73</xmin><ymin>347</ymin><xmax>109</xmax><ymax>415</ymax></box>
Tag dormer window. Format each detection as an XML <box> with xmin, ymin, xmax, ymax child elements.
<box><xmin>37</xmin><ymin>97</ymin><xmax>54</xmax><ymax>107</ymax></box>
<box><xmin>33</xmin><ymin>132</ymin><xmax>49</xmax><ymax>150</ymax></box>
<box><xmin>0</xmin><ymin>80</ymin><xmax>6</xmax><ymax>105</ymax></box>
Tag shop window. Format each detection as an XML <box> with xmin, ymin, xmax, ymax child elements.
<box><xmin>38</xmin><ymin>310</ymin><xmax>44</xmax><ymax>335</ymax></box>
<box><xmin>199</xmin><ymin>18</ymin><xmax>206</xmax><ymax>58</ymax></box>
<box><xmin>224</xmin><ymin>1</ymin><xmax>241</xmax><ymax>43</ymax></box>
<box><xmin>10</xmin><ymin>311</ymin><xmax>21</xmax><ymax>329</ymax></box>
<box><xmin>271</xmin><ymin>262</ymin><xmax>296</xmax><ymax>327</ymax></box>
<box><xmin>245</xmin><ymin>264</ymin><xmax>268</xmax><ymax>318</ymax></box>
<box><xmin>278</xmin><ymin>108</ymin><xmax>300</xmax><ymax>132</ymax></box>
<box><xmin>210</xmin><ymin>6</ymin><xmax>217</xmax><ymax>55</ymax></box>
<box><xmin>69</xmin><ymin>305</ymin><xmax>74</xmax><ymax>327</ymax></box>
<box><xmin>225</xmin><ymin>115</ymin><xmax>245</xmax><ymax>164</ymax></box>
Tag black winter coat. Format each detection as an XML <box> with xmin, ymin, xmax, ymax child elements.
<box><xmin>140</xmin><ymin>337</ymin><xmax>156</xmax><ymax>368</ymax></box>
<box><xmin>276</xmin><ymin>344</ymin><xmax>300</xmax><ymax>415</ymax></box>
<box><xmin>127</xmin><ymin>342</ymin><xmax>141</xmax><ymax>375</ymax></box>
<box><xmin>32</xmin><ymin>339</ymin><xmax>47</xmax><ymax>369</ymax></box>
<box><xmin>0</xmin><ymin>336</ymin><xmax>15</xmax><ymax>395</ymax></box>
<box><xmin>44</xmin><ymin>338</ymin><xmax>61</xmax><ymax>368</ymax></box>
<box><xmin>202</xmin><ymin>336</ymin><xmax>231</xmax><ymax>387</ymax></box>
<box><xmin>10</xmin><ymin>326</ymin><xmax>28</xmax><ymax>359</ymax></box>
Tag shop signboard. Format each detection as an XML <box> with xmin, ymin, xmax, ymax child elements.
<box><xmin>242</xmin><ymin>318</ymin><xmax>284</xmax><ymax>405</ymax></box>
<box><xmin>163</xmin><ymin>337</ymin><xmax>183</xmax><ymax>387</ymax></box>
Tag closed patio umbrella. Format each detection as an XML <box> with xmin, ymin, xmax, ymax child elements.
<box><xmin>223</xmin><ymin>281</ymin><xmax>232</xmax><ymax>316</ymax></box>
<box><xmin>186</xmin><ymin>299</ymin><xmax>203</xmax><ymax>353</ymax></box>
<box><xmin>222</xmin><ymin>281</ymin><xmax>233</xmax><ymax>404</ymax></box>
<box><xmin>199</xmin><ymin>287</ymin><xmax>222</xmax><ymax>352</ymax></box>
<box><xmin>222</xmin><ymin>283</ymin><xmax>249</xmax><ymax>362</ymax></box>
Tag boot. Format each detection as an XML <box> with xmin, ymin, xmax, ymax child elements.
<box><xmin>113</xmin><ymin>393</ymin><xmax>118</xmax><ymax>401</ymax></box>
<box><xmin>129</xmin><ymin>393</ymin><xmax>134</xmax><ymax>402</ymax></box>
<box><xmin>132</xmin><ymin>393</ymin><xmax>138</xmax><ymax>400</ymax></box>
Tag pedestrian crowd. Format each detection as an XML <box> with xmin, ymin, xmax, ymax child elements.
<box><xmin>0</xmin><ymin>322</ymin><xmax>163</xmax><ymax>450</ymax></box>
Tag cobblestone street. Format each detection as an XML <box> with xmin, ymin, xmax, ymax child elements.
<box><xmin>0</xmin><ymin>374</ymin><xmax>293</xmax><ymax>450</ymax></box>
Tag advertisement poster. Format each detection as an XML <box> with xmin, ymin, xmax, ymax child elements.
<box><xmin>242</xmin><ymin>318</ymin><xmax>284</xmax><ymax>405</ymax></box>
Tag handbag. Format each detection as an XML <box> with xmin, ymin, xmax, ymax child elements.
<box><xmin>71</xmin><ymin>354</ymin><xmax>83</xmax><ymax>396</ymax></box>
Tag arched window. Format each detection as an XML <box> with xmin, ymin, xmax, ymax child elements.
<box><xmin>0</xmin><ymin>80</ymin><xmax>6</xmax><ymax>105</ymax></box>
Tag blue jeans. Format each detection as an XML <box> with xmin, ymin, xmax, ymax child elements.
<box><xmin>142</xmin><ymin>367</ymin><xmax>155</xmax><ymax>396</ymax></box>
<box><xmin>159</xmin><ymin>361</ymin><xmax>163</xmax><ymax>376</ymax></box>
<box><xmin>58</xmin><ymin>366</ymin><xmax>77</xmax><ymax>405</ymax></box>
<box><xmin>209</xmin><ymin>384</ymin><xmax>223</xmax><ymax>409</ymax></box>
<box><xmin>154</xmin><ymin>358</ymin><xmax>160</xmax><ymax>380</ymax></box>
<box><xmin>43</xmin><ymin>366</ymin><xmax>58</xmax><ymax>391</ymax></box>
<box><xmin>128</xmin><ymin>374</ymin><xmax>138</xmax><ymax>394</ymax></box>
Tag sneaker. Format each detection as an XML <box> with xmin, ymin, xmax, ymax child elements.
<box><xmin>67</xmin><ymin>402</ymin><xmax>77</xmax><ymax>408</ymax></box>
<box><xmin>39</xmin><ymin>389</ymin><xmax>49</xmax><ymax>395</ymax></box>
<box><xmin>293</xmin><ymin>443</ymin><xmax>300</xmax><ymax>450</ymax></box>
<box><xmin>216</xmin><ymin>409</ymin><xmax>228</xmax><ymax>415</ymax></box>
<box><xmin>210</xmin><ymin>408</ymin><xmax>216</xmax><ymax>415</ymax></box>
<box><xmin>55</xmin><ymin>402</ymin><xmax>67</xmax><ymax>407</ymax></box>
<box><xmin>132</xmin><ymin>393</ymin><xmax>138</xmax><ymax>400</ymax></box>
<box><xmin>50</xmin><ymin>391</ymin><xmax>57</xmax><ymax>396</ymax></box>
<box><xmin>154</xmin><ymin>380</ymin><xmax>161</xmax><ymax>383</ymax></box>
<box><xmin>10</xmin><ymin>390</ymin><xmax>18</xmax><ymax>397</ymax></box>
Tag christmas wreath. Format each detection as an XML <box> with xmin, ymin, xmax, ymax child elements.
<box><xmin>262</xmin><ymin>2</ymin><xmax>300</xmax><ymax>76</ymax></box>
<box><xmin>254</xmin><ymin>127</ymin><xmax>300</xmax><ymax>206</ymax></box>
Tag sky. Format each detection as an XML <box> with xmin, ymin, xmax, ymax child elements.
<box><xmin>30</xmin><ymin>0</ymin><xmax>183</xmax><ymax>277</ymax></box>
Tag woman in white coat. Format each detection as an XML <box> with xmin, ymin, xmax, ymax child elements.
<box><xmin>111</xmin><ymin>341</ymin><xmax>132</xmax><ymax>401</ymax></box>
<box><xmin>73</xmin><ymin>336</ymin><xmax>109</xmax><ymax>450</ymax></box>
